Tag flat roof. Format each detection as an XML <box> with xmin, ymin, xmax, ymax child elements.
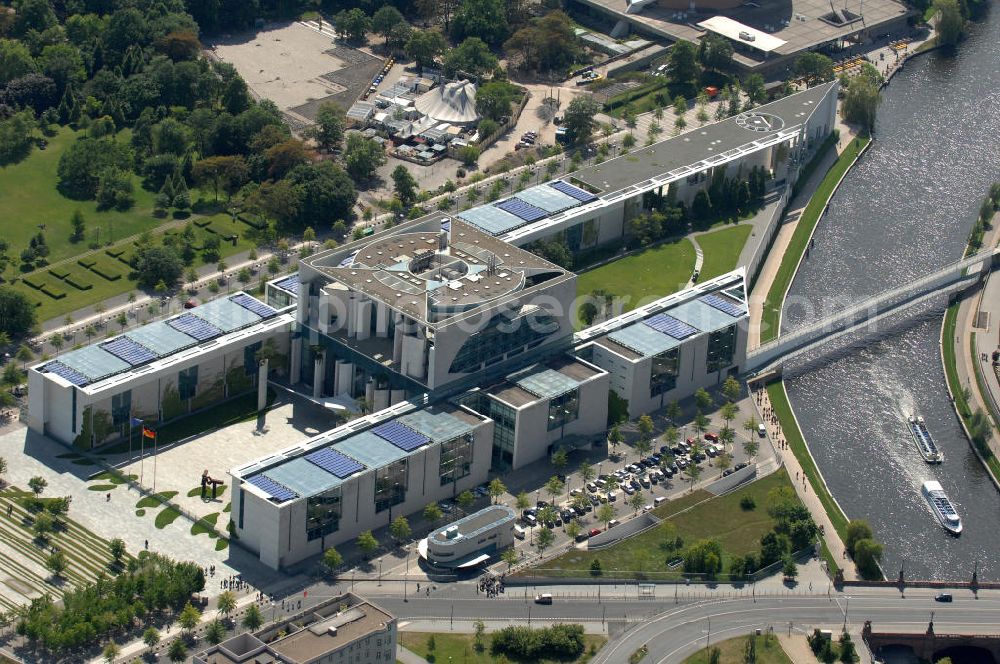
<box><xmin>571</xmin><ymin>82</ymin><xmax>836</xmax><ymax>196</ymax></box>
<box><xmin>577</xmin><ymin>269</ymin><xmax>748</xmax><ymax>359</ymax></box>
<box><xmin>38</xmin><ymin>292</ymin><xmax>282</xmax><ymax>388</ymax></box>
<box><xmin>239</xmin><ymin>403</ymin><xmax>487</xmax><ymax>501</ymax></box>
<box><xmin>430</xmin><ymin>505</ymin><xmax>516</xmax><ymax>546</ymax></box>
<box><xmin>697</xmin><ymin>16</ymin><xmax>787</xmax><ymax>53</ymax></box>
<box><xmin>488</xmin><ymin>356</ymin><xmax>603</xmax><ymax>408</ymax></box>
<box><xmin>268</xmin><ymin>602</ymin><xmax>393</xmax><ymax>663</ymax></box>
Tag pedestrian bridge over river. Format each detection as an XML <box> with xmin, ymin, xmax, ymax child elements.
<box><xmin>746</xmin><ymin>248</ymin><xmax>1000</xmax><ymax>375</ymax></box>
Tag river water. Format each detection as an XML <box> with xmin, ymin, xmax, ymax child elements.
<box><xmin>781</xmin><ymin>13</ymin><xmax>1000</xmax><ymax>580</ymax></box>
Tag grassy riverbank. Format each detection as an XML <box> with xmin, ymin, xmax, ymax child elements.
<box><xmin>760</xmin><ymin>136</ymin><xmax>871</xmax><ymax>343</ymax></box>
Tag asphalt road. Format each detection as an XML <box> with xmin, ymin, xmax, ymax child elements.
<box><xmin>359</xmin><ymin>587</ymin><xmax>1000</xmax><ymax>663</ymax></box>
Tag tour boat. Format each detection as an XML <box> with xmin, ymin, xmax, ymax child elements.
<box><xmin>908</xmin><ymin>415</ymin><xmax>943</xmax><ymax>464</ymax></box>
<box><xmin>922</xmin><ymin>480</ymin><xmax>962</xmax><ymax>535</ymax></box>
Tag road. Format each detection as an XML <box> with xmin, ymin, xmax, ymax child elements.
<box><xmin>359</xmin><ymin>586</ymin><xmax>1000</xmax><ymax>663</ymax></box>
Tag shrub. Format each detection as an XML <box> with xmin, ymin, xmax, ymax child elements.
<box><xmin>740</xmin><ymin>495</ymin><xmax>756</xmax><ymax>511</ymax></box>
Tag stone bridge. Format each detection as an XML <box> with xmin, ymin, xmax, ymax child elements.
<box><xmin>863</xmin><ymin>620</ymin><xmax>1000</xmax><ymax>664</ymax></box>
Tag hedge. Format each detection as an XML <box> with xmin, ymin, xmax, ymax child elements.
<box><xmin>49</xmin><ymin>267</ymin><xmax>70</xmax><ymax>280</ymax></box>
<box><xmin>42</xmin><ymin>284</ymin><xmax>66</xmax><ymax>299</ymax></box>
<box><xmin>237</xmin><ymin>214</ymin><xmax>266</xmax><ymax>230</ymax></box>
<box><xmin>22</xmin><ymin>275</ymin><xmax>46</xmax><ymax>290</ymax></box>
<box><xmin>105</xmin><ymin>248</ymin><xmax>126</xmax><ymax>258</ymax></box>
<box><xmin>77</xmin><ymin>257</ymin><xmax>97</xmax><ymax>269</ymax></box>
<box><xmin>65</xmin><ymin>274</ymin><xmax>94</xmax><ymax>290</ymax></box>
<box><xmin>194</xmin><ymin>218</ymin><xmax>212</xmax><ymax>228</ymax></box>
<box><xmin>89</xmin><ymin>262</ymin><xmax>122</xmax><ymax>281</ymax></box>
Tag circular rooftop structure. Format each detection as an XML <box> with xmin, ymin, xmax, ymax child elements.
<box><xmin>735</xmin><ymin>111</ymin><xmax>784</xmax><ymax>133</ymax></box>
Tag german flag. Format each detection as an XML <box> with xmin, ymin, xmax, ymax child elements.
<box><xmin>142</xmin><ymin>427</ymin><xmax>156</xmax><ymax>439</ymax></box>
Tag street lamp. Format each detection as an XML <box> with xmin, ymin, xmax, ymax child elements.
<box><xmin>378</xmin><ymin>558</ymin><xmax>383</xmax><ymax>586</ymax></box>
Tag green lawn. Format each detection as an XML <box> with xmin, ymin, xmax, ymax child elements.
<box><xmin>1</xmin><ymin>126</ymin><xmax>264</xmax><ymax>324</ymax></box>
<box><xmin>399</xmin><ymin>632</ymin><xmax>606</xmax><ymax>664</ymax></box>
<box><xmin>695</xmin><ymin>224</ymin><xmax>754</xmax><ymax>282</ymax></box>
<box><xmin>683</xmin><ymin>634</ymin><xmax>793</xmax><ymax>664</ymax></box>
<box><xmin>576</xmin><ymin>238</ymin><xmax>695</xmax><ymax>327</ymax></box>
<box><xmin>766</xmin><ymin>383</ymin><xmax>848</xmax><ymax>544</ymax></box>
<box><xmin>530</xmin><ymin>469</ymin><xmax>799</xmax><ymax>580</ymax></box>
<box><xmin>760</xmin><ymin>136</ymin><xmax>870</xmax><ymax>343</ymax></box>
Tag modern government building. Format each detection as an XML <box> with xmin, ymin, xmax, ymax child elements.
<box><xmin>27</xmin><ymin>83</ymin><xmax>837</xmax><ymax>569</ymax></box>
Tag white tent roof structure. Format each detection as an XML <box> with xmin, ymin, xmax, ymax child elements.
<box><xmin>415</xmin><ymin>80</ymin><xmax>480</xmax><ymax>125</ymax></box>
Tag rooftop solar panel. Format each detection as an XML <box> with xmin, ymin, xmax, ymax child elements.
<box><xmin>100</xmin><ymin>337</ymin><xmax>157</xmax><ymax>366</ymax></box>
<box><xmin>125</xmin><ymin>321</ymin><xmax>195</xmax><ymax>357</ymax></box>
<box><xmin>550</xmin><ymin>180</ymin><xmax>598</xmax><ymax>202</ymax></box>
<box><xmin>607</xmin><ymin>322</ymin><xmax>682</xmax><ymax>357</ymax></box>
<box><xmin>516</xmin><ymin>184</ymin><xmax>580</xmax><ymax>213</ymax></box>
<box><xmin>305</xmin><ymin>447</ymin><xmax>365</xmax><ymax>478</ymax></box>
<box><xmin>496</xmin><ymin>198</ymin><xmax>547</xmax><ymax>222</ymax></box>
<box><xmin>230</xmin><ymin>293</ymin><xmax>278</xmax><ymax>319</ymax></box>
<box><xmin>643</xmin><ymin>314</ymin><xmax>698</xmax><ymax>340</ymax></box>
<box><xmin>246</xmin><ymin>474</ymin><xmax>297</xmax><ymax>502</ymax></box>
<box><xmin>167</xmin><ymin>313</ymin><xmax>223</xmax><ymax>341</ymax></box>
<box><xmin>701</xmin><ymin>293</ymin><xmax>746</xmax><ymax>317</ymax></box>
<box><xmin>372</xmin><ymin>420</ymin><xmax>430</xmax><ymax>452</ymax></box>
<box><xmin>44</xmin><ymin>361</ymin><xmax>89</xmax><ymax>386</ymax></box>
<box><xmin>59</xmin><ymin>345</ymin><xmax>130</xmax><ymax>381</ymax></box>
<box><xmin>339</xmin><ymin>250</ymin><xmax>359</xmax><ymax>267</ymax></box>
<box><xmin>457</xmin><ymin>205</ymin><xmax>527</xmax><ymax>236</ymax></box>
<box><xmin>274</xmin><ymin>274</ymin><xmax>300</xmax><ymax>295</ymax></box>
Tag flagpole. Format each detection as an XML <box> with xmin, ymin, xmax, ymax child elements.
<box><xmin>152</xmin><ymin>432</ymin><xmax>158</xmax><ymax>493</ymax></box>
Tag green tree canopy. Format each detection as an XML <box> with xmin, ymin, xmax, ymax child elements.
<box><xmin>444</xmin><ymin>37</ymin><xmax>499</xmax><ymax>79</ymax></box>
<box><xmin>405</xmin><ymin>30</ymin><xmax>448</xmax><ymax>69</ymax></box>
<box><xmin>934</xmin><ymin>0</ymin><xmax>965</xmax><ymax>47</ymax></box>
<box><xmin>563</xmin><ymin>95</ymin><xmax>602</xmax><ymax>145</ymax></box>
<box><xmin>451</xmin><ymin>0</ymin><xmax>509</xmax><ymax>46</ymax></box>
<box><xmin>135</xmin><ymin>246</ymin><xmax>183</xmax><ymax>290</ymax></box>
<box><xmin>335</xmin><ymin>8</ymin><xmax>372</xmax><ymax>43</ymax></box>
<box><xmin>0</xmin><ymin>287</ymin><xmax>37</xmax><ymax>339</ymax></box>
<box><xmin>795</xmin><ymin>52</ymin><xmax>835</xmax><ymax>86</ymax></box>
<box><xmin>668</xmin><ymin>40</ymin><xmax>700</xmax><ymax>89</ymax></box>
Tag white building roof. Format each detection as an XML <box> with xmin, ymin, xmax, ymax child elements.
<box><xmin>697</xmin><ymin>16</ymin><xmax>787</xmax><ymax>53</ymax></box>
<box><xmin>415</xmin><ymin>80</ymin><xmax>480</xmax><ymax>125</ymax></box>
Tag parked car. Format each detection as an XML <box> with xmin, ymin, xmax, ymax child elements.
<box><xmin>758</xmin><ymin>423</ymin><xmax>767</xmax><ymax>437</ymax></box>
<box><xmin>589</xmin><ymin>494</ymin><xmax>601</xmax><ymax>506</ymax></box>
<box><xmin>535</xmin><ymin>593</ymin><xmax>553</xmax><ymax>604</ymax></box>
<box><xmin>586</xmin><ymin>482</ymin><xmax>598</xmax><ymax>493</ymax></box>
<box><xmin>439</xmin><ymin>502</ymin><xmax>454</xmax><ymax>513</ymax></box>
<box><xmin>623</xmin><ymin>485</ymin><xmax>635</xmax><ymax>495</ymax></box>
<box><xmin>705</xmin><ymin>432</ymin><xmax>719</xmax><ymax>442</ymax></box>
<box><xmin>523</xmin><ymin>514</ymin><xmax>537</xmax><ymax>526</ymax></box>
<box><xmin>589</xmin><ymin>528</ymin><xmax>602</xmax><ymax>537</ymax></box>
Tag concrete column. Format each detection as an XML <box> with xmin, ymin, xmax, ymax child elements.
<box><xmin>257</xmin><ymin>359</ymin><xmax>269</xmax><ymax>411</ymax></box>
<box><xmin>373</xmin><ymin>388</ymin><xmax>389</xmax><ymax>412</ymax></box>
<box><xmin>312</xmin><ymin>356</ymin><xmax>324</xmax><ymax>399</ymax></box>
<box><xmin>336</xmin><ymin>360</ymin><xmax>353</xmax><ymax>396</ymax></box>
<box><xmin>376</xmin><ymin>302</ymin><xmax>390</xmax><ymax>337</ymax></box>
<box><xmin>290</xmin><ymin>336</ymin><xmax>302</xmax><ymax>384</ymax></box>
<box><xmin>389</xmin><ymin>389</ymin><xmax>406</xmax><ymax>405</ymax></box>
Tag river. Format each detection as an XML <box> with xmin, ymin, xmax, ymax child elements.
<box><xmin>781</xmin><ymin>12</ymin><xmax>1000</xmax><ymax>580</ymax></box>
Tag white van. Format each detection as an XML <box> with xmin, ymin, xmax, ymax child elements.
<box><xmin>654</xmin><ymin>496</ymin><xmax>667</xmax><ymax>506</ymax></box>
<box><xmin>513</xmin><ymin>525</ymin><xmax>526</xmax><ymax>539</ymax></box>
<box><xmin>607</xmin><ymin>490</ymin><xmax>619</xmax><ymax>502</ymax></box>
<box><xmin>608</xmin><ymin>519</ymin><xmax>620</xmax><ymax>528</ymax></box>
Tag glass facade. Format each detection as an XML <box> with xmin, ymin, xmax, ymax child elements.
<box><xmin>374</xmin><ymin>460</ymin><xmax>407</xmax><ymax>513</ymax></box>
<box><xmin>306</xmin><ymin>486</ymin><xmax>342</xmax><ymax>541</ymax></box>
<box><xmin>449</xmin><ymin>312</ymin><xmax>558</xmax><ymax>374</ymax></box>
<box><xmin>178</xmin><ymin>366</ymin><xmax>198</xmax><ymax>400</ymax></box>
<box><xmin>111</xmin><ymin>389</ymin><xmax>132</xmax><ymax>428</ymax></box>
<box><xmin>707</xmin><ymin>324</ymin><xmax>737</xmax><ymax>373</ymax></box>
<box><xmin>244</xmin><ymin>341</ymin><xmax>262</xmax><ymax>376</ymax></box>
<box><xmin>489</xmin><ymin>399</ymin><xmax>516</xmax><ymax>469</ymax></box>
<box><xmin>439</xmin><ymin>434</ymin><xmax>474</xmax><ymax>486</ymax></box>
<box><xmin>650</xmin><ymin>348</ymin><xmax>680</xmax><ymax>397</ymax></box>
<box><xmin>547</xmin><ymin>389</ymin><xmax>579</xmax><ymax>431</ymax></box>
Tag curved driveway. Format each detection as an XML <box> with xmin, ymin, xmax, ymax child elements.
<box><xmin>367</xmin><ymin>587</ymin><xmax>1000</xmax><ymax>663</ymax></box>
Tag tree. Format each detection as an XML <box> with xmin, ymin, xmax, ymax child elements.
<box><xmin>638</xmin><ymin>414</ymin><xmax>654</xmax><ymax>441</ymax></box>
<box><xmin>934</xmin><ymin>0</ymin><xmax>964</xmax><ymax>47</ymax></box>
<box><xmin>566</xmin><ymin>519</ymin><xmax>581</xmax><ymax>540</ymax></box>
<box><xmin>488</xmin><ymin>478</ymin><xmax>507</xmax><ymax>504</ymax></box>
<box><xmin>193</xmin><ymin>155</ymin><xmax>250</xmax><ymax>202</ymax></box>
<box><xmin>344</xmin><ymin>134</ymin><xmax>386</xmax><ymax>182</ymax></box>
<box><xmin>312</xmin><ymin>102</ymin><xmax>345</xmax><ymax>152</ymax></box>
<box><xmin>628</xmin><ymin>491</ymin><xmax>645</xmax><ymax>515</ymax></box>
<box><xmin>551</xmin><ymin>448</ymin><xmax>568</xmax><ymax>473</ymax></box>
<box><xmin>102</xmin><ymin>641</ymin><xmax>120</xmax><ymax>664</ymax></box>
<box><xmin>563</xmin><ymin>95</ymin><xmax>602</xmax><ymax>145</ymax></box>
<box><xmin>473</xmin><ymin>618</ymin><xmax>487</xmax><ymax>651</ymax></box>
<box><xmin>742</xmin><ymin>438</ymin><xmax>759</xmax><ymax>460</ymax></box>
<box><xmin>842</xmin><ymin>73</ymin><xmax>881</xmax><ymax>134</ymax></box>
<box><xmin>32</xmin><ymin>512</ymin><xmax>54</xmax><ymax>540</ymax></box>
<box><xmin>372</xmin><ymin>6</ymin><xmax>405</xmax><ymax>41</ymax></box>
<box><xmin>667</xmin><ymin>400</ymin><xmax>682</xmax><ymax>424</ymax></box>
<box><xmin>423</xmin><ymin>502</ymin><xmax>443</xmax><ymax>525</ymax></box>
<box><xmin>502</xmin><ymin>547</ymin><xmax>519</xmax><ymax>570</ymax></box>
<box><xmin>205</xmin><ymin>619</ymin><xmax>226</xmax><ymax>645</ymax></box>
<box><xmin>136</xmin><ymin>246</ymin><xmax>183</xmax><ymax>290</ymax></box>
<box><xmin>853</xmin><ymin>538</ymin><xmax>883</xmax><ymax>579</ymax></box>
<box><xmin>406</xmin><ymin>30</ymin><xmax>448</xmax><ymax>69</ymax></box>
<box><xmin>668</xmin><ymin>40</ymin><xmax>700</xmax><ymax>89</ymax></box>
<box><xmin>782</xmin><ymin>556</ymin><xmax>798</xmax><ymax>579</ymax></box>
<box><xmin>536</xmin><ymin>526</ymin><xmax>555</xmax><ymax>551</ymax></box>
<box><xmin>390</xmin><ymin>515</ymin><xmax>412</xmax><ymax>543</ymax></box>
<box><xmin>287</xmin><ymin>161</ymin><xmax>356</xmax><ymax>231</ymax></box>
<box><xmin>357</xmin><ymin>530</ymin><xmax>378</xmax><ymax>558</ymax></box>
<box><xmin>28</xmin><ymin>476</ymin><xmax>47</xmax><ymax>496</ymax></box>
<box><xmin>609</xmin><ymin>424</ymin><xmax>624</xmax><ymax>456</ymax></box>
<box><xmin>0</xmin><ymin>287</ymin><xmax>37</xmax><ymax>339</ymax></box>
<box><xmin>838</xmin><ymin>632</ymin><xmax>857</xmax><ymax>664</ymax></box>
<box><xmin>69</xmin><ymin>209</ymin><xmax>86</xmax><ymax>243</ymax></box>
<box><xmin>686</xmin><ymin>462</ymin><xmax>701</xmax><ymax>491</ymax></box>
<box><xmin>457</xmin><ymin>489</ymin><xmax>476</xmax><ymax>513</ymax></box>
<box><xmin>167</xmin><ymin>638</ymin><xmax>187</xmax><ymax>663</ymax></box>
<box><xmin>242</xmin><ymin>603</ymin><xmax>263</xmax><ymax>630</ymax></box>
<box><xmin>545</xmin><ymin>476</ymin><xmax>565</xmax><ymax>503</ymax></box>
<box><xmin>451</xmin><ymin>0</ymin><xmax>509</xmax><ymax>45</ymax></box>
<box><xmin>695</xmin><ymin>387</ymin><xmax>713</xmax><ymax>411</ymax></box>
<box><xmin>698</xmin><ymin>34</ymin><xmax>734</xmax><ymax>72</ymax></box>
<box><xmin>515</xmin><ymin>491</ymin><xmax>531</xmax><ymax>514</ymax></box>
<box><xmin>96</xmin><ymin>166</ymin><xmax>135</xmax><ymax>211</ymax></box>
<box><xmin>392</xmin><ymin>165</ymin><xmax>418</xmax><ymax>208</ymax></box>
<box><xmin>335</xmin><ymin>8</ymin><xmax>372</xmax><ymax>43</ymax></box>
<box><xmin>386</xmin><ymin>22</ymin><xmax>413</xmax><ymax>53</ymax></box>
<box><xmin>476</xmin><ymin>81</ymin><xmax>516</xmax><ymax>121</ymax></box>
<box><xmin>109</xmin><ymin>538</ymin><xmax>126</xmax><ymax>563</ymax></box>
<box><xmin>597</xmin><ymin>503</ymin><xmax>616</xmax><ymax>529</ymax></box>
<box><xmin>0</xmin><ymin>39</ymin><xmax>37</xmax><ymax>85</ymax></box>
<box><xmin>504</xmin><ymin>10</ymin><xmax>579</xmax><ymax>73</ymax></box>
<box><xmin>795</xmin><ymin>52</ymin><xmax>835</xmax><ymax>87</ymax></box>
<box><xmin>578</xmin><ymin>462</ymin><xmax>596</xmax><ymax>489</ymax></box>
<box><xmin>322</xmin><ymin>547</ymin><xmax>344</xmax><ymax>573</ymax></box>
<box><xmin>179</xmin><ymin>601</ymin><xmax>202</xmax><ymax>633</ymax></box>
<box><xmin>142</xmin><ymin>627</ymin><xmax>161</xmax><ymax>649</ymax></box>
<box><xmin>845</xmin><ymin>519</ymin><xmax>874</xmax><ymax>555</ymax></box>
<box><xmin>444</xmin><ymin>37</ymin><xmax>498</xmax><ymax>79</ymax></box>
<box><xmin>722</xmin><ymin>376</ymin><xmax>741</xmax><ymax>402</ymax></box>
<box><xmin>45</xmin><ymin>551</ymin><xmax>68</xmax><ymax>577</ymax></box>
